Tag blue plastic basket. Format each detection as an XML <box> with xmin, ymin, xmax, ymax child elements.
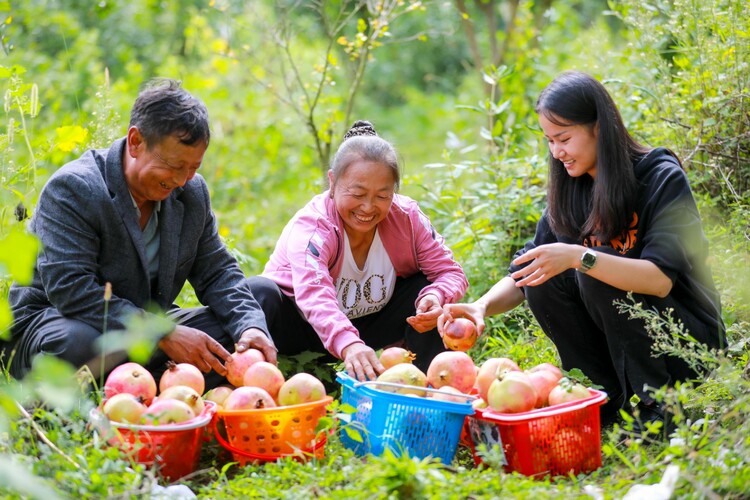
<box><xmin>336</xmin><ymin>372</ymin><xmax>475</xmax><ymax>463</ymax></box>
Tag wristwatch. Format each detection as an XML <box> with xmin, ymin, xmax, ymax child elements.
<box><xmin>579</xmin><ymin>249</ymin><xmax>597</xmax><ymax>273</ymax></box>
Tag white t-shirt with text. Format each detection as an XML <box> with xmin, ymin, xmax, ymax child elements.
<box><xmin>335</xmin><ymin>229</ymin><xmax>396</xmax><ymax>319</ymax></box>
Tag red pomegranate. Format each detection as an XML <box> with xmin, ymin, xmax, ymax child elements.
<box><xmin>226</xmin><ymin>348</ymin><xmax>265</xmax><ymax>387</ymax></box>
<box><xmin>157</xmin><ymin>385</ymin><xmax>205</xmax><ymax>416</ymax></box>
<box><xmin>486</xmin><ymin>370</ymin><xmax>537</xmax><ymax>413</ymax></box>
<box><xmin>104</xmin><ymin>362</ymin><xmax>157</xmax><ymax>405</ymax></box>
<box><xmin>159</xmin><ymin>361</ymin><xmax>205</xmax><ymax>395</ymax></box>
<box><xmin>379</xmin><ymin>347</ymin><xmax>416</xmax><ymax>370</ymax></box>
<box><xmin>525</xmin><ymin>368</ymin><xmax>560</xmax><ymax>408</ymax></box>
<box><xmin>102</xmin><ymin>393</ymin><xmax>147</xmax><ymax>424</ymax></box>
<box><xmin>277</xmin><ymin>373</ymin><xmax>326</xmax><ymax>405</ymax></box>
<box><xmin>548</xmin><ymin>378</ymin><xmax>591</xmax><ymax>406</ymax></box>
<box><xmin>441</xmin><ymin>317</ymin><xmax>478</xmax><ymax>351</ymax></box>
<box><xmin>224</xmin><ymin>386</ymin><xmax>276</xmax><ymax>410</ymax></box>
<box><xmin>376</xmin><ymin>364</ymin><xmax>428</xmax><ymax>396</ymax></box>
<box><xmin>141</xmin><ymin>399</ymin><xmax>195</xmax><ymax>425</ymax></box>
<box><xmin>475</xmin><ymin>357</ymin><xmax>521</xmax><ymax>402</ymax></box>
<box><xmin>527</xmin><ymin>362</ymin><xmax>564</xmax><ymax>381</ymax></box>
<box><xmin>203</xmin><ymin>385</ymin><xmax>234</xmax><ymax>409</ymax></box>
<box><xmin>243</xmin><ymin>361</ymin><xmax>285</xmax><ymax>401</ymax></box>
<box><xmin>426</xmin><ymin>351</ymin><xmax>476</xmax><ymax>394</ymax></box>
<box><xmin>429</xmin><ymin>385</ymin><xmax>467</xmax><ymax>403</ymax></box>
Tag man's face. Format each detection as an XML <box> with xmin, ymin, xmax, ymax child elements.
<box><xmin>126</xmin><ymin>128</ymin><xmax>207</xmax><ymax>203</ymax></box>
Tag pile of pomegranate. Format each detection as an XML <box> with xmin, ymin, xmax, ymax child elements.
<box><xmin>100</xmin><ymin>350</ymin><xmax>328</xmax><ymax>426</ymax></box>
<box><xmin>101</xmin><ymin>361</ymin><xmax>206</xmax><ymax>426</ymax></box>
<box><xmin>207</xmin><ymin>348</ymin><xmax>327</xmax><ymax>411</ymax></box>
<box><xmin>376</xmin><ymin>344</ymin><xmax>592</xmax><ymax>414</ymax></box>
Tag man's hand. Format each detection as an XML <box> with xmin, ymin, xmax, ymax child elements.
<box><xmin>235</xmin><ymin>327</ymin><xmax>278</xmax><ymax>365</ymax></box>
<box><xmin>406</xmin><ymin>293</ymin><xmax>442</xmax><ymax>333</ymax></box>
<box><xmin>342</xmin><ymin>343</ymin><xmax>384</xmax><ymax>382</ymax></box>
<box><xmin>158</xmin><ymin>325</ymin><xmax>232</xmax><ymax>375</ymax></box>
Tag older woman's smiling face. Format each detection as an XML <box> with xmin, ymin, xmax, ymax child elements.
<box><xmin>329</xmin><ymin>160</ymin><xmax>396</xmax><ymax>240</ymax></box>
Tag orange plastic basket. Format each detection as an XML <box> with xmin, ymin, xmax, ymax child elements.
<box><xmin>89</xmin><ymin>401</ymin><xmax>217</xmax><ymax>481</ymax></box>
<box><xmin>213</xmin><ymin>396</ymin><xmax>333</xmax><ymax>465</ymax></box>
<box><xmin>465</xmin><ymin>389</ymin><xmax>607</xmax><ymax>478</ymax></box>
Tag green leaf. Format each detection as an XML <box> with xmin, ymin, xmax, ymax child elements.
<box><xmin>343</xmin><ymin>425</ymin><xmax>364</xmax><ymax>443</ymax></box>
<box><xmin>0</xmin><ymin>230</ymin><xmax>39</xmax><ymax>284</ymax></box>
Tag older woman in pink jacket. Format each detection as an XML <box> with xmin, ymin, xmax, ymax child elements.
<box><xmin>247</xmin><ymin>121</ymin><xmax>468</xmax><ymax>381</ymax></box>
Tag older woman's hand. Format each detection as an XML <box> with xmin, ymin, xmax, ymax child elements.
<box><xmin>342</xmin><ymin>343</ymin><xmax>384</xmax><ymax>382</ymax></box>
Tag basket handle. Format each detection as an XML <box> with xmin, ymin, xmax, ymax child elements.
<box><xmin>354</xmin><ymin>379</ymin><xmax>478</xmax><ymax>400</ymax></box>
<box><xmin>479</xmin><ymin>389</ymin><xmax>608</xmax><ymax>422</ymax></box>
<box><xmin>211</xmin><ymin>414</ymin><xmax>326</xmax><ymax>462</ymax></box>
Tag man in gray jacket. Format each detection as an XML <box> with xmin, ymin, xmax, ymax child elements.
<box><xmin>4</xmin><ymin>79</ymin><xmax>275</xmax><ymax>389</ymax></box>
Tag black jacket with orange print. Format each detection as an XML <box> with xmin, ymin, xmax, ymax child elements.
<box><xmin>510</xmin><ymin>147</ymin><xmax>725</xmax><ymax>344</ymax></box>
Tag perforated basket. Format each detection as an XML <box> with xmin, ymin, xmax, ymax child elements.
<box><xmin>465</xmin><ymin>389</ymin><xmax>607</xmax><ymax>477</ymax></box>
<box><xmin>213</xmin><ymin>396</ymin><xmax>333</xmax><ymax>465</ymax></box>
<box><xmin>337</xmin><ymin>372</ymin><xmax>475</xmax><ymax>463</ymax></box>
<box><xmin>89</xmin><ymin>400</ymin><xmax>217</xmax><ymax>481</ymax></box>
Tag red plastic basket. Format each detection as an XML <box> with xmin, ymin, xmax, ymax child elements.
<box><xmin>89</xmin><ymin>401</ymin><xmax>217</xmax><ymax>481</ymax></box>
<box><xmin>213</xmin><ymin>396</ymin><xmax>333</xmax><ymax>465</ymax></box>
<box><xmin>465</xmin><ymin>389</ymin><xmax>607</xmax><ymax>477</ymax></box>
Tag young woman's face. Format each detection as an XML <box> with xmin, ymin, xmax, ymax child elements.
<box><xmin>329</xmin><ymin>160</ymin><xmax>396</xmax><ymax>239</ymax></box>
<box><xmin>539</xmin><ymin>113</ymin><xmax>598</xmax><ymax>179</ymax></box>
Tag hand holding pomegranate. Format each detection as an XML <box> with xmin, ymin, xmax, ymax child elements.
<box><xmin>343</xmin><ymin>343</ymin><xmax>383</xmax><ymax>382</ymax></box>
<box><xmin>440</xmin><ymin>317</ymin><xmax>478</xmax><ymax>351</ymax></box>
<box><xmin>438</xmin><ymin>303</ymin><xmax>486</xmax><ymax>338</ymax></box>
<box><xmin>405</xmin><ymin>294</ymin><xmax>442</xmax><ymax>333</ymax></box>
<box><xmin>235</xmin><ymin>327</ymin><xmax>278</xmax><ymax>365</ymax></box>
<box><xmin>158</xmin><ymin>324</ymin><xmax>232</xmax><ymax>375</ymax></box>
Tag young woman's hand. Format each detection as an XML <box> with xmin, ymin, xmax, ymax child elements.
<box><xmin>406</xmin><ymin>293</ymin><xmax>442</xmax><ymax>332</ymax></box>
<box><xmin>438</xmin><ymin>303</ymin><xmax>487</xmax><ymax>337</ymax></box>
<box><xmin>342</xmin><ymin>343</ymin><xmax>384</xmax><ymax>382</ymax></box>
<box><xmin>510</xmin><ymin>242</ymin><xmax>581</xmax><ymax>287</ymax></box>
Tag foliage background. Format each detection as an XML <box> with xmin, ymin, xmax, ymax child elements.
<box><xmin>0</xmin><ymin>0</ymin><xmax>748</xmax><ymax>498</ymax></box>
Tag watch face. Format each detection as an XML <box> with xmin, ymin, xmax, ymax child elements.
<box><xmin>582</xmin><ymin>250</ymin><xmax>596</xmax><ymax>269</ymax></box>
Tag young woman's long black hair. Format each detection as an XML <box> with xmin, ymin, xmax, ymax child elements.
<box><xmin>535</xmin><ymin>71</ymin><xmax>649</xmax><ymax>242</ymax></box>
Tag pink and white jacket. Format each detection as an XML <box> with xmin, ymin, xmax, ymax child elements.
<box><xmin>262</xmin><ymin>191</ymin><xmax>469</xmax><ymax>359</ymax></box>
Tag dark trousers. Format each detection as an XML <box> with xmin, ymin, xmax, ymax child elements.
<box><xmin>2</xmin><ymin>304</ymin><xmax>237</xmax><ymax>391</ymax></box>
<box><xmin>524</xmin><ymin>255</ymin><xmax>719</xmax><ymax>417</ymax></box>
<box><xmin>248</xmin><ymin>273</ymin><xmax>446</xmax><ymax>373</ymax></box>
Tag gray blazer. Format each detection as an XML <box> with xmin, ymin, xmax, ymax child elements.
<box><xmin>9</xmin><ymin>137</ymin><xmax>267</xmax><ymax>339</ymax></box>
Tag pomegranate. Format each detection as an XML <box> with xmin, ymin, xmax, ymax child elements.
<box><xmin>102</xmin><ymin>393</ymin><xmax>147</xmax><ymax>424</ymax></box>
<box><xmin>379</xmin><ymin>347</ymin><xmax>416</xmax><ymax>370</ymax></box>
<box><xmin>376</xmin><ymin>364</ymin><xmax>428</xmax><ymax>396</ymax></box>
<box><xmin>243</xmin><ymin>361</ymin><xmax>285</xmax><ymax>400</ymax></box>
<box><xmin>203</xmin><ymin>385</ymin><xmax>234</xmax><ymax>409</ymax></box>
<box><xmin>472</xmin><ymin>398</ymin><xmax>488</xmax><ymax>410</ymax></box>
<box><xmin>159</xmin><ymin>361</ymin><xmax>205</xmax><ymax>395</ymax></box>
<box><xmin>527</xmin><ymin>362</ymin><xmax>563</xmax><ymax>381</ymax></box>
<box><xmin>224</xmin><ymin>386</ymin><xmax>276</xmax><ymax>410</ymax></box>
<box><xmin>426</xmin><ymin>351</ymin><xmax>476</xmax><ymax>394</ymax></box>
<box><xmin>486</xmin><ymin>371</ymin><xmax>537</xmax><ymax>413</ymax></box>
<box><xmin>226</xmin><ymin>348</ymin><xmax>265</xmax><ymax>387</ymax></box>
<box><xmin>475</xmin><ymin>357</ymin><xmax>521</xmax><ymax>402</ymax></box>
<box><xmin>141</xmin><ymin>399</ymin><xmax>195</xmax><ymax>425</ymax></box>
<box><xmin>157</xmin><ymin>385</ymin><xmax>205</xmax><ymax>416</ymax></box>
<box><xmin>429</xmin><ymin>385</ymin><xmax>467</xmax><ymax>403</ymax></box>
<box><xmin>525</xmin><ymin>369</ymin><xmax>561</xmax><ymax>408</ymax></box>
<box><xmin>441</xmin><ymin>317</ymin><xmax>478</xmax><ymax>351</ymax></box>
<box><xmin>104</xmin><ymin>362</ymin><xmax>157</xmax><ymax>405</ymax></box>
<box><xmin>277</xmin><ymin>373</ymin><xmax>326</xmax><ymax>406</ymax></box>
<box><xmin>548</xmin><ymin>378</ymin><xmax>591</xmax><ymax>406</ymax></box>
